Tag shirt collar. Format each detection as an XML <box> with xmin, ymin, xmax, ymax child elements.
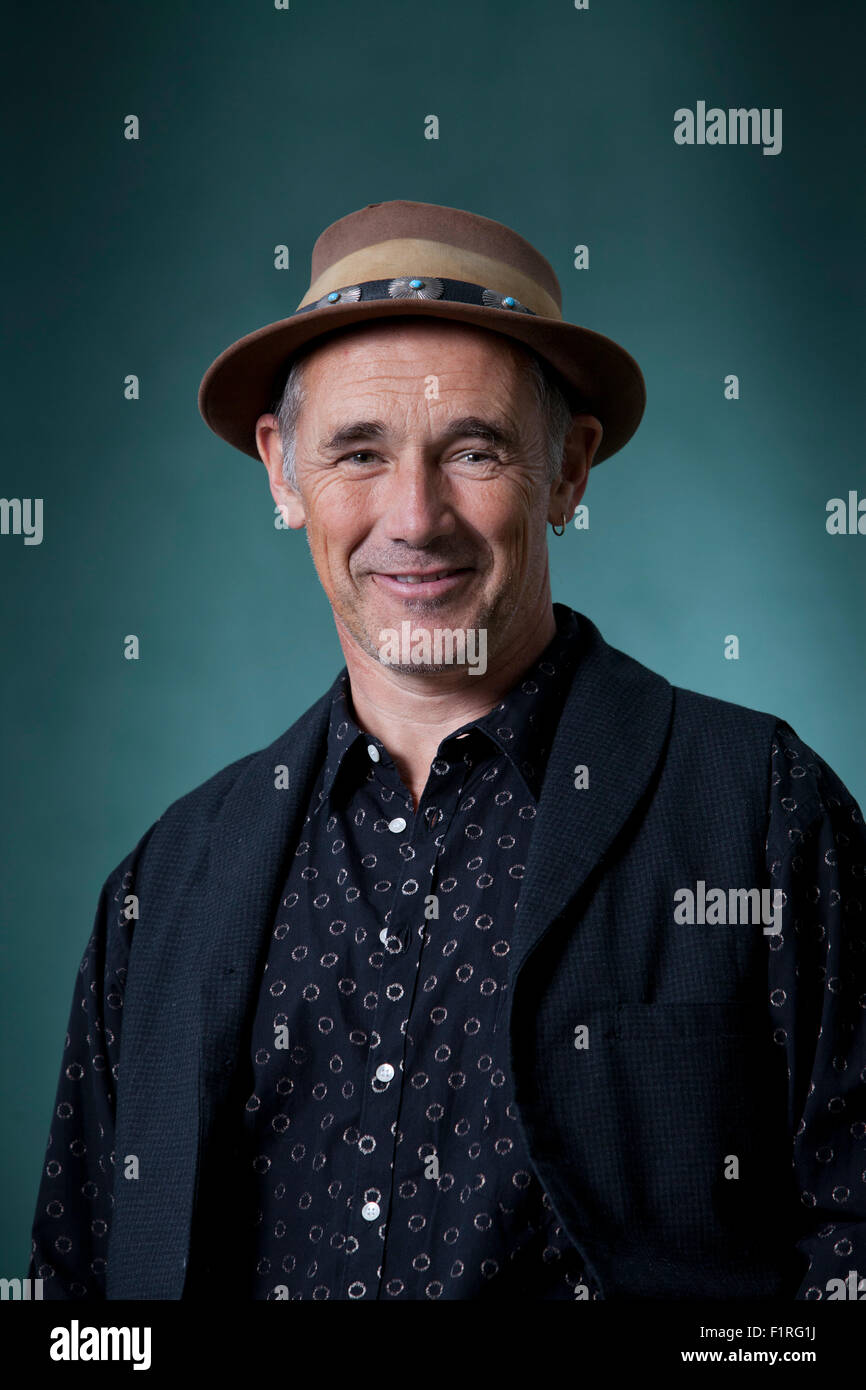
<box><xmin>316</xmin><ymin>603</ymin><xmax>584</xmax><ymax>807</ymax></box>
<box><xmin>470</xmin><ymin>604</ymin><xmax>583</xmax><ymax>797</ymax></box>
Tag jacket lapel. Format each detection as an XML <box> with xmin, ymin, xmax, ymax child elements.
<box><xmin>509</xmin><ymin>615</ymin><xmax>673</xmax><ymax>985</ymax></box>
<box><xmin>198</xmin><ymin>686</ymin><xmax>336</xmax><ymax>1113</ymax></box>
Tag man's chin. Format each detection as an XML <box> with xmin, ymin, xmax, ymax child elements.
<box><xmin>365</xmin><ymin>612</ymin><xmax>491</xmax><ymax>679</ymax></box>
<box><xmin>376</xmin><ymin>661</ymin><xmax>463</xmax><ymax>676</ymax></box>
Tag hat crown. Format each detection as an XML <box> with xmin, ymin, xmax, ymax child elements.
<box><xmin>303</xmin><ymin>200</ymin><xmax>563</xmax><ymax>318</ymax></box>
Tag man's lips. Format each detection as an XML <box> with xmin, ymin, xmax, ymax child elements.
<box><xmin>371</xmin><ymin>568</ymin><xmax>473</xmax><ymax>598</ymax></box>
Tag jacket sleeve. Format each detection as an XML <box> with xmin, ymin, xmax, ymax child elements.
<box><xmin>27</xmin><ymin>847</ymin><xmax>141</xmax><ymax>1299</ymax></box>
<box><xmin>765</xmin><ymin>722</ymin><xmax>866</xmax><ymax>1300</ymax></box>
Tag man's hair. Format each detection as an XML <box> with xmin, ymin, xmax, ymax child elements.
<box><xmin>267</xmin><ymin>334</ymin><xmax>578</xmax><ymax>489</ymax></box>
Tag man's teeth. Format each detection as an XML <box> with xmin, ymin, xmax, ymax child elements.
<box><xmin>392</xmin><ymin>571</ymin><xmax>453</xmax><ymax>584</ymax></box>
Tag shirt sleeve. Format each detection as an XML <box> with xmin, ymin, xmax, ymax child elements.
<box><xmin>27</xmin><ymin>850</ymin><xmax>139</xmax><ymax>1299</ymax></box>
<box><xmin>765</xmin><ymin>722</ymin><xmax>866</xmax><ymax>1300</ymax></box>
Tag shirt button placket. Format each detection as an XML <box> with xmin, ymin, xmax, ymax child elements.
<box><xmin>350</xmin><ymin>798</ymin><xmax>426</xmax><ymax>1299</ymax></box>
<box><xmin>380</xmin><ymin>757</ymin><xmax>471</xmax><ymax>1295</ymax></box>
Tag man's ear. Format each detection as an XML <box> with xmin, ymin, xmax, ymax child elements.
<box><xmin>548</xmin><ymin>414</ymin><xmax>603</xmax><ymax>525</ymax></box>
<box><xmin>255</xmin><ymin>413</ymin><xmax>306</xmax><ymax>529</ymax></box>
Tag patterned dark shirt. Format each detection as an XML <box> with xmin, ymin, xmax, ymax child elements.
<box><xmin>28</xmin><ymin>605</ymin><xmax>866</xmax><ymax>1299</ymax></box>
<box><xmin>242</xmin><ymin>605</ymin><xmax>587</xmax><ymax>1300</ymax></box>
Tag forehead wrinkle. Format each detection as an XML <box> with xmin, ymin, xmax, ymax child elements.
<box><xmin>306</xmin><ymin>328</ymin><xmax>531</xmax><ymax>395</ymax></box>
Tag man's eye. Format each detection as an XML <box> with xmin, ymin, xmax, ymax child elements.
<box><xmin>338</xmin><ymin>449</ymin><xmax>497</xmax><ymax>465</ymax></box>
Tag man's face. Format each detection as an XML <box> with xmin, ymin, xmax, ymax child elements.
<box><xmin>257</xmin><ymin>319</ymin><xmax>598</xmax><ymax>676</ymax></box>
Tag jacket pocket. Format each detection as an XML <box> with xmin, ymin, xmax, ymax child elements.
<box><xmin>532</xmin><ymin>1000</ymin><xmax>795</xmax><ymax>1297</ymax></box>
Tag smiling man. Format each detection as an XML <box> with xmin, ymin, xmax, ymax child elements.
<box><xmin>30</xmin><ymin>200</ymin><xmax>865</xmax><ymax>1302</ymax></box>
<box><xmin>257</xmin><ymin>316</ymin><xmax>602</xmax><ymax>808</ymax></box>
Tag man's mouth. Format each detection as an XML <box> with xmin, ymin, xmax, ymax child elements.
<box><xmin>388</xmin><ymin>569</ymin><xmax>464</xmax><ymax>584</ymax></box>
<box><xmin>372</xmin><ymin>568</ymin><xmax>473</xmax><ymax>596</ymax></box>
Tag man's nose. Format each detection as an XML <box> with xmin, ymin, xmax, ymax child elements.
<box><xmin>380</xmin><ymin>454</ymin><xmax>455</xmax><ymax>546</ymax></box>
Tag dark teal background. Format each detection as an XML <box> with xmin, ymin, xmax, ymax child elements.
<box><xmin>3</xmin><ymin>0</ymin><xmax>863</xmax><ymax>1275</ymax></box>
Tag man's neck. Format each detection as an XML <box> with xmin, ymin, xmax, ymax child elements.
<box><xmin>338</xmin><ymin>606</ymin><xmax>559</xmax><ymax>809</ymax></box>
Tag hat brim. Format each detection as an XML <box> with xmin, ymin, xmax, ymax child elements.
<box><xmin>198</xmin><ymin>298</ymin><xmax>645</xmax><ymax>466</ymax></box>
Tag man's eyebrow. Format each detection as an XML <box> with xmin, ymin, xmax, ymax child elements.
<box><xmin>441</xmin><ymin>416</ymin><xmax>519</xmax><ymax>450</ymax></box>
<box><xmin>318</xmin><ymin>416</ymin><xmax>519</xmax><ymax>453</ymax></box>
<box><xmin>319</xmin><ymin>421</ymin><xmax>387</xmax><ymax>452</ymax></box>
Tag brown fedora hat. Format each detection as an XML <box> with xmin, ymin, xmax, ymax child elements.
<box><xmin>198</xmin><ymin>199</ymin><xmax>646</xmax><ymax>466</ymax></box>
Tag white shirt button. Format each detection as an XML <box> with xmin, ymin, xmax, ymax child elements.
<box><xmin>362</xmin><ymin>1201</ymin><xmax>380</xmax><ymax>1222</ymax></box>
<box><xmin>367</xmin><ymin>744</ymin><xmax>380</xmax><ymax>762</ymax></box>
<box><xmin>379</xmin><ymin>927</ymin><xmax>390</xmax><ymax>945</ymax></box>
<box><xmin>388</xmin><ymin>817</ymin><xmax>407</xmax><ymax>834</ymax></box>
<box><xmin>375</xmin><ymin>1063</ymin><xmax>395</xmax><ymax>1083</ymax></box>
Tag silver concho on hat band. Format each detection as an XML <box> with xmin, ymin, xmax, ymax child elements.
<box><xmin>316</xmin><ymin>285</ymin><xmax>362</xmax><ymax>307</ymax></box>
<box><xmin>387</xmin><ymin>276</ymin><xmax>444</xmax><ymax>300</ymax></box>
<box><xmin>480</xmin><ymin>288</ymin><xmax>531</xmax><ymax>313</ymax></box>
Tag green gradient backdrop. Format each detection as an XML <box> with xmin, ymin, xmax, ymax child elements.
<box><xmin>2</xmin><ymin>0</ymin><xmax>863</xmax><ymax>1275</ymax></box>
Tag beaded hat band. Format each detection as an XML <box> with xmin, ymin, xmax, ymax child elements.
<box><xmin>298</xmin><ymin>236</ymin><xmax>561</xmax><ymax>318</ymax></box>
<box><xmin>198</xmin><ymin>199</ymin><xmax>646</xmax><ymax>466</ymax></box>
<box><xmin>297</xmin><ymin>275</ymin><xmax>539</xmax><ymax>319</ymax></box>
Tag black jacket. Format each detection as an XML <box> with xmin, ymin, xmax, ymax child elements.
<box><xmin>30</xmin><ymin>611</ymin><xmax>866</xmax><ymax>1299</ymax></box>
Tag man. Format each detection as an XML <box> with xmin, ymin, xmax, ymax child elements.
<box><xmin>30</xmin><ymin>200</ymin><xmax>865</xmax><ymax>1301</ymax></box>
